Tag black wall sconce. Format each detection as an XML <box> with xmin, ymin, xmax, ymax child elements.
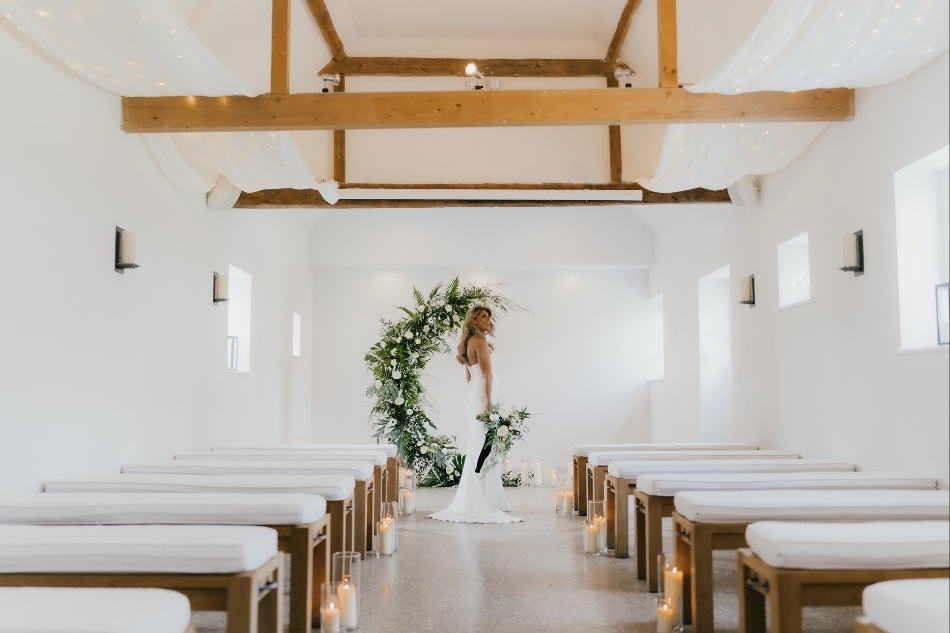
<box><xmin>840</xmin><ymin>230</ymin><xmax>864</xmax><ymax>276</ymax></box>
<box><xmin>114</xmin><ymin>227</ymin><xmax>139</xmax><ymax>274</ymax></box>
<box><xmin>739</xmin><ymin>274</ymin><xmax>756</xmax><ymax>307</ymax></box>
<box><xmin>213</xmin><ymin>271</ymin><xmax>229</xmax><ymax>304</ymax></box>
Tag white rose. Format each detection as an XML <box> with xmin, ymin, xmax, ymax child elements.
<box><xmin>392</xmin><ymin>370</ymin><xmax>402</xmax><ymax>379</ymax></box>
<box><xmin>489</xmin><ymin>413</ymin><xmax>500</xmax><ymax>422</ymax></box>
<box><xmin>394</xmin><ymin>396</ymin><xmax>405</xmax><ymax>406</ymax></box>
<box><xmin>404</xmin><ymin>331</ymin><xmax>414</xmax><ymax>339</ymax></box>
<box><xmin>375</xmin><ymin>380</ymin><xmax>383</xmax><ymax>389</ymax></box>
<box><xmin>423</xmin><ymin>325</ymin><xmax>430</xmax><ymax>333</ymax></box>
<box><xmin>417</xmin><ymin>441</ymin><xmax>423</xmax><ymax>446</ymax></box>
<box><xmin>441</xmin><ymin>447</ymin><xmax>448</xmax><ymax>454</ymax></box>
<box><xmin>410</xmin><ymin>352</ymin><xmax>418</xmax><ymax>359</ymax></box>
<box><xmin>498</xmin><ymin>405</ymin><xmax>513</xmax><ymax>418</ymax></box>
<box><xmin>445</xmin><ymin>465</ymin><xmax>454</xmax><ymax>475</ymax></box>
<box><xmin>497</xmin><ymin>425</ymin><xmax>509</xmax><ymax>438</ymax></box>
<box><xmin>420</xmin><ymin>446</ymin><xmax>428</xmax><ymax>454</ymax></box>
<box><xmin>407</xmin><ymin>408</ymin><xmax>414</xmax><ymax>415</ymax></box>
<box><xmin>444</xmin><ymin>305</ymin><xmax>452</xmax><ymax>312</ymax></box>
<box><xmin>390</xmin><ymin>360</ymin><xmax>397</xmax><ymax>366</ymax></box>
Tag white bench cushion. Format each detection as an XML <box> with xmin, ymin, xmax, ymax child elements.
<box><xmin>0</xmin><ymin>587</ymin><xmax>191</xmax><ymax>633</ymax></box>
<box><xmin>863</xmin><ymin>579</ymin><xmax>950</xmax><ymax>633</ymax></box>
<box><xmin>746</xmin><ymin>520</ymin><xmax>950</xmax><ymax>570</ymax></box>
<box><xmin>637</xmin><ymin>472</ymin><xmax>938</xmax><ymax>496</ymax></box>
<box><xmin>44</xmin><ymin>474</ymin><xmax>355</xmax><ymax>501</ymax></box>
<box><xmin>0</xmin><ymin>524</ymin><xmax>277</xmax><ymax>574</ymax></box>
<box><xmin>573</xmin><ymin>443</ymin><xmax>757</xmax><ymax>457</ymax></box>
<box><xmin>122</xmin><ymin>460</ymin><xmax>375</xmax><ymax>480</ymax></box>
<box><xmin>676</xmin><ymin>490</ymin><xmax>950</xmax><ymax>523</ymax></box>
<box><xmin>607</xmin><ymin>459</ymin><xmax>853</xmax><ymax>479</ymax></box>
<box><xmin>216</xmin><ymin>444</ymin><xmax>398</xmax><ymax>458</ymax></box>
<box><xmin>588</xmin><ymin>450</ymin><xmax>798</xmax><ymax>466</ymax></box>
<box><xmin>179</xmin><ymin>449</ymin><xmax>388</xmax><ymax>467</ymax></box>
<box><xmin>0</xmin><ymin>492</ymin><xmax>325</xmax><ymax>525</ymax></box>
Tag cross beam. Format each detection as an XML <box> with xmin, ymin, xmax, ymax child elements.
<box><xmin>121</xmin><ymin>87</ymin><xmax>853</xmax><ymax>133</ymax></box>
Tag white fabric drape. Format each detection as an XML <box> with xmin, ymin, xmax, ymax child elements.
<box><xmin>2</xmin><ymin>0</ymin><xmax>323</xmax><ymax>197</ymax></box>
<box><xmin>639</xmin><ymin>0</ymin><xmax>950</xmax><ymax>194</ymax></box>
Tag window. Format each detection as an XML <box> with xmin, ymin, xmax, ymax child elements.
<box><xmin>698</xmin><ymin>266</ymin><xmax>734</xmax><ymax>443</ymax></box>
<box><xmin>292</xmin><ymin>313</ymin><xmax>301</xmax><ymax>357</ymax></box>
<box><xmin>894</xmin><ymin>145</ymin><xmax>950</xmax><ymax>350</ymax></box>
<box><xmin>227</xmin><ymin>265</ymin><xmax>252</xmax><ymax>372</ymax></box>
<box><xmin>777</xmin><ymin>232</ymin><xmax>811</xmax><ymax>308</ymax></box>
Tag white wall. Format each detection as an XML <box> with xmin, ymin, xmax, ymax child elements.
<box><xmin>0</xmin><ymin>27</ymin><xmax>314</xmax><ymax>491</ymax></box>
<box><xmin>645</xmin><ymin>53</ymin><xmax>950</xmax><ymax>484</ymax></box>
<box><xmin>311</xmin><ymin>267</ymin><xmax>657</xmax><ymax>468</ymax></box>
<box><xmin>698</xmin><ymin>265</ymin><xmax>734</xmax><ymax>443</ymax></box>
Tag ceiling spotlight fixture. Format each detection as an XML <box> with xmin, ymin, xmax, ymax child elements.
<box><xmin>321</xmin><ymin>73</ymin><xmax>341</xmax><ymax>93</ymax></box>
<box><xmin>465</xmin><ymin>63</ymin><xmax>484</xmax><ymax>90</ymax></box>
<box><xmin>613</xmin><ymin>67</ymin><xmax>635</xmax><ymax>88</ymax></box>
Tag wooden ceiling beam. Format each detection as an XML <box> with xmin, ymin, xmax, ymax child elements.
<box><xmin>605</xmin><ymin>0</ymin><xmax>643</xmax><ymax>65</ymax></box>
<box><xmin>121</xmin><ymin>87</ymin><xmax>855</xmax><ymax>132</ymax></box>
<box><xmin>235</xmin><ymin>185</ymin><xmax>730</xmax><ymax>208</ymax></box>
<box><xmin>318</xmin><ymin>57</ymin><xmax>618</xmax><ymax>77</ymax></box>
<box><xmin>270</xmin><ymin>0</ymin><xmax>291</xmax><ymax>94</ymax></box>
<box><xmin>657</xmin><ymin>0</ymin><xmax>678</xmax><ymax>87</ymax></box>
<box><xmin>304</xmin><ymin>0</ymin><xmax>346</xmax><ymax>61</ymax></box>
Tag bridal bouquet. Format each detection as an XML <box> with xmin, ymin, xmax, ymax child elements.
<box><xmin>476</xmin><ymin>403</ymin><xmax>530</xmax><ymax>472</ymax></box>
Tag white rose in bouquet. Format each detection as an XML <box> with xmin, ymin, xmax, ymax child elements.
<box><xmin>394</xmin><ymin>396</ymin><xmax>405</xmax><ymax>406</ymax></box>
<box><xmin>390</xmin><ymin>360</ymin><xmax>397</xmax><ymax>366</ymax></box>
<box><xmin>489</xmin><ymin>413</ymin><xmax>500</xmax><ymax>422</ymax></box>
<box><xmin>423</xmin><ymin>325</ymin><xmax>430</xmax><ymax>333</ymax></box>
<box><xmin>497</xmin><ymin>425</ymin><xmax>509</xmax><ymax>437</ymax></box>
<box><xmin>410</xmin><ymin>352</ymin><xmax>418</xmax><ymax>359</ymax></box>
<box><xmin>498</xmin><ymin>405</ymin><xmax>513</xmax><ymax>418</ymax></box>
<box><xmin>445</xmin><ymin>464</ymin><xmax>454</xmax><ymax>475</ymax></box>
<box><xmin>420</xmin><ymin>446</ymin><xmax>428</xmax><ymax>454</ymax></box>
<box><xmin>444</xmin><ymin>305</ymin><xmax>452</xmax><ymax>312</ymax></box>
<box><xmin>441</xmin><ymin>447</ymin><xmax>448</xmax><ymax>454</ymax></box>
<box><xmin>374</xmin><ymin>380</ymin><xmax>383</xmax><ymax>389</ymax></box>
<box><xmin>392</xmin><ymin>370</ymin><xmax>402</xmax><ymax>379</ymax></box>
<box><xmin>404</xmin><ymin>331</ymin><xmax>414</xmax><ymax>339</ymax></box>
<box><xmin>406</xmin><ymin>408</ymin><xmax>414</xmax><ymax>415</ymax></box>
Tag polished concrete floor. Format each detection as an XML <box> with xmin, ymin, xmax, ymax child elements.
<box><xmin>194</xmin><ymin>486</ymin><xmax>860</xmax><ymax>632</ymax></box>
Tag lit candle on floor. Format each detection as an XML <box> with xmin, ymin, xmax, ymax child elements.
<box><xmin>322</xmin><ymin>599</ymin><xmax>341</xmax><ymax>633</ymax></box>
<box><xmin>595</xmin><ymin>516</ymin><xmax>607</xmax><ymax>551</ymax></box>
<box><xmin>378</xmin><ymin>517</ymin><xmax>395</xmax><ymax>556</ymax></box>
<box><xmin>533</xmin><ymin>461</ymin><xmax>542</xmax><ymax>485</ymax></box>
<box><xmin>664</xmin><ymin>566</ymin><xmax>684</xmax><ymax>622</ymax></box>
<box><xmin>520</xmin><ymin>459</ymin><xmax>529</xmax><ymax>484</ymax></box>
<box><xmin>338</xmin><ymin>579</ymin><xmax>357</xmax><ymax>629</ymax></box>
<box><xmin>561</xmin><ymin>490</ymin><xmax>573</xmax><ymax>514</ymax></box>
<box><xmin>584</xmin><ymin>521</ymin><xmax>598</xmax><ymax>554</ymax></box>
<box><xmin>401</xmin><ymin>489</ymin><xmax>414</xmax><ymax>514</ymax></box>
<box><xmin>656</xmin><ymin>600</ymin><xmax>675</xmax><ymax>633</ymax></box>
<box><xmin>542</xmin><ymin>466</ymin><xmax>552</xmax><ymax>486</ymax></box>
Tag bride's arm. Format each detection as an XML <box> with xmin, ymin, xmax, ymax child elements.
<box><xmin>473</xmin><ymin>338</ymin><xmax>493</xmax><ymax>407</ymax></box>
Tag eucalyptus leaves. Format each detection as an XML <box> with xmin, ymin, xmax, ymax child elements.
<box><xmin>365</xmin><ymin>278</ymin><xmax>517</xmax><ymax>487</ymax></box>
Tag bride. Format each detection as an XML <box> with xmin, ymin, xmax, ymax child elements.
<box><xmin>430</xmin><ymin>305</ymin><xmax>521</xmax><ymax>524</ymax></box>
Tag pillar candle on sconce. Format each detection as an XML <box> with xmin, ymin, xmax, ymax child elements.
<box><xmin>114</xmin><ymin>227</ymin><xmax>139</xmax><ymax>273</ymax></box>
<box><xmin>213</xmin><ymin>272</ymin><xmax>229</xmax><ymax>304</ymax></box>
<box><xmin>840</xmin><ymin>230</ymin><xmax>865</xmax><ymax>276</ymax></box>
<box><xmin>739</xmin><ymin>274</ymin><xmax>755</xmax><ymax>307</ymax></box>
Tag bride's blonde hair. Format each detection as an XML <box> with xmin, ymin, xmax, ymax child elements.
<box><xmin>455</xmin><ymin>305</ymin><xmax>495</xmax><ymax>365</ymax></box>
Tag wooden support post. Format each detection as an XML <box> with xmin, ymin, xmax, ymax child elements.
<box><xmin>657</xmin><ymin>0</ymin><xmax>679</xmax><ymax>87</ymax></box>
<box><xmin>270</xmin><ymin>0</ymin><xmax>290</xmax><ymax>94</ymax></box>
<box><xmin>333</xmin><ymin>74</ymin><xmax>345</xmax><ymax>182</ymax></box>
<box><xmin>606</xmin><ymin>0</ymin><xmax>643</xmax><ymax>64</ymax></box>
<box><xmin>304</xmin><ymin>0</ymin><xmax>346</xmax><ymax>61</ymax></box>
<box><xmin>606</xmin><ymin>74</ymin><xmax>623</xmax><ymax>183</ymax></box>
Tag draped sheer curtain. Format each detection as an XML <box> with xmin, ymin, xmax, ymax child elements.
<box><xmin>639</xmin><ymin>0</ymin><xmax>949</xmax><ymax>194</ymax></box>
<box><xmin>1</xmin><ymin>0</ymin><xmax>331</xmax><ymax>199</ymax></box>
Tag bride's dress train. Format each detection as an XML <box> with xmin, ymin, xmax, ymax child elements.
<box><xmin>429</xmin><ymin>360</ymin><xmax>521</xmax><ymax>524</ymax></box>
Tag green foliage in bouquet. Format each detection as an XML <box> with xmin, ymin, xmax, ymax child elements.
<box><xmin>476</xmin><ymin>402</ymin><xmax>531</xmax><ymax>472</ymax></box>
<box><xmin>365</xmin><ymin>278</ymin><xmax>525</xmax><ymax>487</ymax></box>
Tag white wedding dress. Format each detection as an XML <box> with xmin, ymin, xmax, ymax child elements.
<box><xmin>429</xmin><ymin>357</ymin><xmax>521</xmax><ymax>524</ymax></box>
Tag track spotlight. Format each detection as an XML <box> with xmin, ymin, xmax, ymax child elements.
<box><xmin>613</xmin><ymin>67</ymin><xmax>635</xmax><ymax>88</ymax></box>
<box><xmin>321</xmin><ymin>73</ymin><xmax>341</xmax><ymax>93</ymax></box>
<box><xmin>465</xmin><ymin>63</ymin><xmax>484</xmax><ymax>90</ymax></box>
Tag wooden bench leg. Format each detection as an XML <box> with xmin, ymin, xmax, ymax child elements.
<box><xmin>226</xmin><ymin>574</ymin><xmax>257</xmax><ymax>633</ymax></box>
<box><xmin>612</xmin><ymin>481</ymin><xmax>629</xmax><ymax>556</ymax></box>
<box><xmin>644</xmin><ymin>495</ymin><xmax>664</xmax><ymax>593</ymax></box>
<box><xmin>674</xmin><ymin>519</ymin><xmax>692</xmax><ymax>627</ymax></box>
<box><xmin>367</xmin><ymin>480</ymin><xmax>377</xmax><ymax>556</ymax></box>
<box><xmin>688</xmin><ymin>524</ymin><xmax>715</xmax><ymax>633</ymax></box>
<box><xmin>354</xmin><ymin>480</ymin><xmax>369</xmax><ymax>559</ymax></box>
<box><xmin>770</xmin><ymin>573</ymin><xmax>804</xmax><ymax>633</ymax></box>
<box><xmin>257</xmin><ymin>560</ymin><xmax>282</xmax><ymax>633</ymax></box>
<box><xmin>288</xmin><ymin>527</ymin><xmax>313</xmax><ymax>633</ymax></box>
<box><xmin>738</xmin><ymin>556</ymin><xmax>767</xmax><ymax>633</ymax></box>
<box><xmin>574</xmin><ymin>456</ymin><xmax>588</xmax><ymax>515</ymax></box>
<box><xmin>635</xmin><ymin>497</ymin><xmax>647</xmax><ymax>579</ymax></box>
<box><xmin>387</xmin><ymin>457</ymin><xmax>399</xmax><ymax>503</ymax></box>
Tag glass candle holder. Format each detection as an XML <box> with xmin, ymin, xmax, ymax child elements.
<box><xmin>588</xmin><ymin>500</ymin><xmax>607</xmax><ymax>553</ymax></box>
<box><xmin>398</xmin><ymin>470</ymin><xmax>415</xmax><ymax>516</ymax></box>
<box><xmin>532</xmin><ymin>458</ymin><xmax>543</xmax><ymax>487</ymax></box>
<box><xmin>331</xmin><ymin>552</ymin><xmax>361</xmax><ymax>630</ymax></box>
<box><xmin>378</xmin><ymin>501</ymin><xmax>398</xmax><ymax>557</ymax></box>
<box><xmin>661</xmin><ymin>558</ymin><xmax>684</xmax><ymax>630</ymax></box>
<box><xmin>583</xmin><ymin>520</ymin><xmax>599</xmax><ymax>555</ymax></box>
<box><xmin>520</xmin><ymin>457</ymin><xmax>530</xmax><ymax>486</ymax></box>
<box><xmin>320</xmin><ymin>582</ymin><xmax>342</xmax><ymax>633</ymax></box>
<box><xmin>541</xmin><ymin>456</ymin><xmax>553</xmax><ymax>487</ymax></box>
<box><xmin>556</xmin><ymin>475</ymin><xmax>574</xmax><ymax>515</ymax></box>
<box><xmin>656</xmin><ymin>596</ymin><xmax>675</xmax><ymax>633</ymax></box>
